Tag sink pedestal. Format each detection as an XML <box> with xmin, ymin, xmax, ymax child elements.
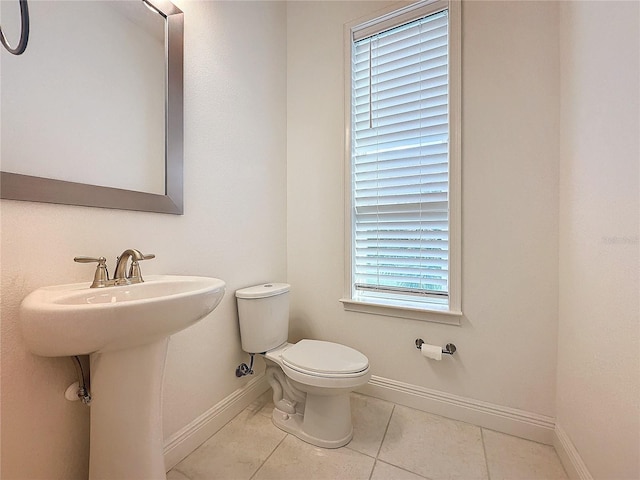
<box><xmin>20</xmin><ymin>275</ymin><xmax>226</xmax><ymax>480</ymax></box>
<box><xmin>89</xmin><ymin>338</ymin><xmax>169</xmax><ymax>480</ymax></box>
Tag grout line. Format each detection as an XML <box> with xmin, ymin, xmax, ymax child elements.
<box><xmin>249</xmin><ymin>433</ymin><xmax>289</xmax><ymax>480</ymax></box>
<box><xmin>368</xmin><ymin>459</ymin><xmax>377</xmax><ymax>480</ymax></box>
<box><xmin>171</xmin><ymin>465</ymin><xmax>192</xmax><ymax>480</ymax></box>
<box><xmin>480</xmin><ymin>427</ymin><xmax>492</xmax><ymax>480</ymax></box>
<box><xmin>376</xmin><ymin>459</ymin><xmax>434</xmax><ymax>479</ymax></box>
<box><xmin>375</xmin><ymin>404</ymin><xmax>396</xmax><ymax>459</ymax></box>
<box><xmin>345</xmin><ymin>445</ymin><xmax>377</xmax><ymax>460</ymax></box>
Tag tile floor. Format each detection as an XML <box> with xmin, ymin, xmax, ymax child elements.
<box><xmin>168</xmin><ymin>392</ymin><xmax>568</xmax><ymax>480</ymax></box>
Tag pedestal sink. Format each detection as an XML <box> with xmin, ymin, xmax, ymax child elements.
<box><xmin>20</xmin><ymin>275</ymin><xmax>226</xmax><ymax>480</ymax></box>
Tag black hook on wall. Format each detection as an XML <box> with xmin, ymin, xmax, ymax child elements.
<box><xmin>0</xmin><ymin>0</ymin><xmax>30</xmax><ymax>55</ymax></box>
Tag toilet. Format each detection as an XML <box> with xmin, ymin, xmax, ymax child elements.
<box><xmin>235</xmin><ymin>283</ymin><xmax>371</xmax><ymax>448</ymax></box>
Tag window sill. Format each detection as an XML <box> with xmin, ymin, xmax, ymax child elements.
<box><xmin>339</xmin><ymin>298</ymin><xmax>462</xmax><ymax>325</ymax></box>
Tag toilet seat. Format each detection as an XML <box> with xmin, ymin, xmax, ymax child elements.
<box><xmin>281</xmin><ymin>339</ymin><xmax>369</xmax><ymax>377</ymax></box>
<box><xmin>264</xmin><ymin>339</ymin><xmax>371</xmax><ymax>389</ymax></box>
<box><xmin>264</xmin><ymin>340</ymin><xmax>371</xmax><ymax>390</ymax></box>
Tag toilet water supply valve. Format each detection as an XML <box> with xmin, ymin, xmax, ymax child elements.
<box><xmin>236</xmin><ymin>354</ymin><xmax>255</xmax><ymax>377</ymax></box>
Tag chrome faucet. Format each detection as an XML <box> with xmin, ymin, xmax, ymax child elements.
<box><xmin>113</xmin><ymin>249</ymin><xmax>155</xmax><ymax>285</ymax></box>
<box><xmin>74</xmin><ymin>249</ymin><xmax>155</xmax><ymax>288</ymax></box>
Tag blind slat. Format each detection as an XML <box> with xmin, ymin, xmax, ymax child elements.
<box><xmin>353</xmin><ymin>70</ymin><xmax>448</xmax><ymax>102</ymax></box>
<box><xmin>354</xmin><ymin>141</ymin><xmax>448</xmax><ymax>163</ymax></box>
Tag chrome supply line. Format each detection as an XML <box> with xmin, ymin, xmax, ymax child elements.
<box><xmin>71</xmin><ymin>356</ymin><xmax>91</xmax><ymax>405</ymax></box>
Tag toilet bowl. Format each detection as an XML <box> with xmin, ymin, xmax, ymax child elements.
<box><xmin>263</xmin><ymin>339</ymin><xmax>371</xmax><ymax>448</ymax></box>
<box><xmin>235</xmin><ymin>284</ymin><xmax>371</xmax><ymax>448</ymax></box>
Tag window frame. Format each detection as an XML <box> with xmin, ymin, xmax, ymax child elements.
<box><xmin>340</xmin><ymin>0</ymin><xmax>462</xmax><ymax>324</ymax></box>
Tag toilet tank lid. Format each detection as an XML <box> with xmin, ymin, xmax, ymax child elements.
<box><xmin>235</xmin><ymin>283</ymin><xmax>290</xmax><ymax>299</ymax></box>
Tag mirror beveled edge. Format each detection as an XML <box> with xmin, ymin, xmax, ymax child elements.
<box><xmin>0</xmin><ymin>0</ymin><xmax>184</xmax><ymax>215</ymax></box>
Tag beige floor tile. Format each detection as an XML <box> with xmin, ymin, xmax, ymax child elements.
<box><xmin>246</xmin><ymin>389</ymin><xmax>275</xmax><ymax>418</ymax></box>
<box><xmin>253</xmin><ymin>434</ymin><xmax>375</xmax><ymax>480</ymax></box>
<box><xmin>171</xmin><ymin>408</ymin><xmax>286</xmax><ymax>480</ymax></box>
<box><xmin>347</xmin><ymin>393</ymin><xmax>395</xmax><ymax>457</ymax></box>
<box><xmin>379</xmin><ymin>405</ymin><xmax>488</xmax><ymax>480</ymax></box>
<box><xmin>482</xmin><ymin>429</ymin><xmax>568</xmax><ymax>480</ymax></box>
<box><xmin>371</xmin><ymin>460</ymin><xmax>428</xmax><ymax>480</ymax></box>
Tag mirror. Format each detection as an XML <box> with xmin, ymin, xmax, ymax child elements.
<box><xmin>0</xmin><ymin>0</ymin><xmax>183</xmax><ymax>214</ymax></box>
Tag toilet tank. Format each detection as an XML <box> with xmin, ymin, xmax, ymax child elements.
<box><xmin>235</xmin><ymin>283</ymin><xmax>290</xmax><ymax>354</ymax></box>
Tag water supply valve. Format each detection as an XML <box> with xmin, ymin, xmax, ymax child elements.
<box><xmin>235</xmin><ymin>353</ymin><xmax>255</xmax><ymax>377</ymax></box>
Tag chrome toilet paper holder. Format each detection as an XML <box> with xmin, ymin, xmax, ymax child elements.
<box><xmin>415</xmin><ymin>338</ymin><xmax>457</xmax><ymax>355</ymax></box>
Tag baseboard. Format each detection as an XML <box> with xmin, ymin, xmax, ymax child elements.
<box><xmin>163</xmin><ymin>373</ymin><xmax>270</xmax><ymax>471</ymax></box>
<box><xmin>358</xmin><ymin>375</ymin><xmax>556</xmax><ymax>445</ymax></box>
<box><xmin>553</xmin><ymin>423</ymin><xmax>594</xmax><ymax>480</ymax></box>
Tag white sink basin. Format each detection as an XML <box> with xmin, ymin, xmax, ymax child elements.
<box><xmin>21</xmin><ymin>275</ymin><xmax>225</xmax><ymax>356</ymax></box>
<box><xmin>20</xmin><ymin>274</ymin><xmax>226</xmax><ymax>480</ymax></box>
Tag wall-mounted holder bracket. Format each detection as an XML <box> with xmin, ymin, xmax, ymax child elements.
<box><xmin>415</xmin><ymin>338</ymin><xmax>457</xmax><ymax>355</ymax></box>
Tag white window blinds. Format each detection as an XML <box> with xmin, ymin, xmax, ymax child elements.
<box><xmin>351</xmin><ymin>9</ymin><xmax>449</xmax><ymax>300</ymax></box>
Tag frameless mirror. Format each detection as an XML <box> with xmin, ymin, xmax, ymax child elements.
<box><xmin>0</xmin><ymin>0</ymin><xmax>183</xmax><ymax>214</ymax></box>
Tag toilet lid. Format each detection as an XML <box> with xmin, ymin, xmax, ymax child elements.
<box><xmin>281</xmin><ymin>339</ymin><xmax>369</xmax><ymax>375</ymax></box>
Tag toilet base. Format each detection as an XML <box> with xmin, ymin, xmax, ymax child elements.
<box><xmin>272</xmin><ymin>406</ymin><xmax>353</xmax><ymax>449</ymax></box>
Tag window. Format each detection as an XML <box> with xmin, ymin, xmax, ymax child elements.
<box><xmin>341</xmin><ymin>0</ymin><xmax>461</xmax><ymax>322</ymax></box>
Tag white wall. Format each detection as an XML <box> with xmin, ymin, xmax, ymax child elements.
<box><xmin>557</xmin><ymin>2</ymin><xmax>640</xmax><ymax>478</ymax></box>
<box><xmin>287</xmin><ymin>0</ymin><xmax>560</xmax><ymax>418</ymax></box>
<box><xmin>0</xmin><ymin>1</ymin><xmax>286</xmax><ymax>478</ymax></box>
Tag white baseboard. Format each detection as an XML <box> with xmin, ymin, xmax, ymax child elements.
<box><xmin>553</xmin><ymin>423</ymin><xmax>593</xmax><ymax>480</ymax></box>
<box><xmin>163</xmin><ymin>373</ymin><xmax>270</xmax><ymax>471</ymax></box>
<box><xmin>358</xmin><ymin>375</ymin><xmax>556</xmax><ymax>445</ymax></box>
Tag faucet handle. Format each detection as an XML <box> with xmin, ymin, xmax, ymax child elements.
<box><xmin>74</xmin><ymin>256</ymin><xmax>109</xmax><ymax>288</ymax></box>
<box><xmin>128</xmin><ymin>253</ymin><xmax>155</xmax><ymax>283</ymax></box>
<box><xmin>74</xmin><ymin>256</ymin><xmax>107</xmax><ymax>264</ymax></box>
